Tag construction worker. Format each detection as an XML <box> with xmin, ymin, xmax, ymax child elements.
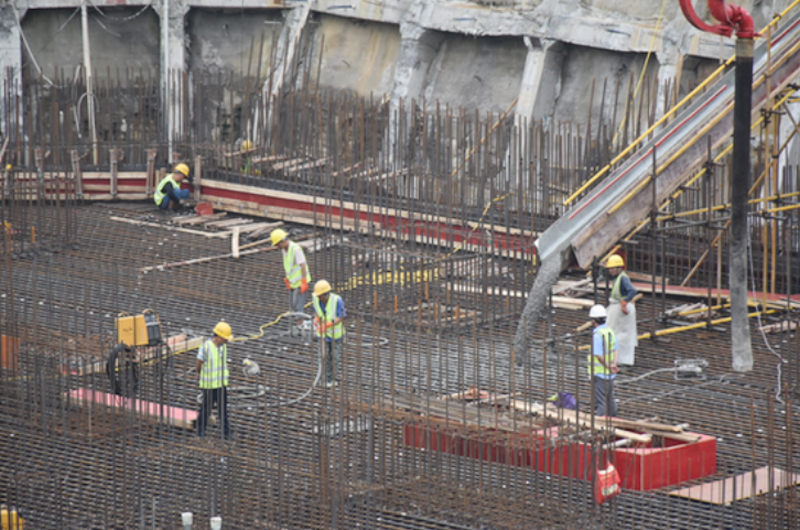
<box><xmin>312</xmin><ymin>280</ymin><xmax>346</xmax><ymax>388</ymax></box>
<box><xmin>241</xmin><ymin>139</ymin><xmax>254</xmax><ymax>174</ymax></box>
<box><xmin>271</xmin><ymin>229</ymin><xmax>311</xmax><ymax>331</ymax></box>
<box><xmin>196</xmin><ymin>321</ymin><xmax>232</xmax><ymax>439</ymax></box>
<box><xmin>154</xmin><ymin>163</ymin><xmax>192</xmax><ymax>210</ymax></box>
<box><xmin>605</xmin><ymin>254</ymin><xmax>638</xmax><ymax>367</ymax></box>
<box><xmin>588</xmin><ymin>305</ymin><xmax>618</xmax><ymax>417</ymax></box>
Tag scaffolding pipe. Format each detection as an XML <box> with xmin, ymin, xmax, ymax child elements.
<box><xmin>80</xmin><ymin>1</ymin><xmax>98</xmax><ymax>165</ymax></box>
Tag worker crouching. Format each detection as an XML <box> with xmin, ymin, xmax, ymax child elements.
<box><xmin>154</xmin><ymin>163</ymin><xmax>192</xmax><ymax>210</ymax></box>
<box><xmin>588</xmin><ymin>305</ymin><xmax>618</xmax><ymax>417</ymax></box>
<box><xmin>196</xmin><ymin>321</ymin><xmax>232</xmax><ymax>438</ymax></box>
<box><xmin>312</xmin><ymin>280</ymin><xmax>346</xmax><ymax>388</ymax></box>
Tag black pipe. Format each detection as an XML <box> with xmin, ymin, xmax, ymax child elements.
<box><xmin>730</xmin><ymin>37</ymin><xmax>754</xmax><ymax>371</ymax></box>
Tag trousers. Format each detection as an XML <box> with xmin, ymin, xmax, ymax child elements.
<box><xmin>159</xmin><ymin>188</ymin><xmax>191</xmax><ymax>210</ymax></box>
<box><xmin>197</xmin><ymin>386</ymin><xmax>230</xmax><ymax>437</ymax></box>
<box><xmin>592</xmin><ymin>376</ymin><xmax>617</xmax><ymax>417</ymax></box>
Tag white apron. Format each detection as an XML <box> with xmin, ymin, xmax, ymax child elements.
<box><xmin>606</xmin><ymin>299</ymin><xmax>638</xmax><ymax>366</ymax></box>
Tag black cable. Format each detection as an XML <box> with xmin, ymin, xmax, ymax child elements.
<box><xmin>106</xmin><ymin>343</ymin><xmax>139</xmax><ymax>397</ymax></box>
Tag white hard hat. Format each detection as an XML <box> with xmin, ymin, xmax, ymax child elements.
<box><xmin>589</xmin><ymin>305</ymin><xmax>607</xmax><ymax>319</ymax></box>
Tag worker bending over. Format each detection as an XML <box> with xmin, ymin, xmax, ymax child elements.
<box><xmin>312</xmin><ymin>280</ymin><xmax>346</xmax><ymax>388</ymax></box>
<box><xmin>154</xmin><ymin>163</ymin><xmax>192</xmax><ymax>210</ymax></box>
<box><xmin>196</xmin><ymin>321</ymin><xmax>232</xmax><ymax>439</ymax></box>
<box><xmin>588</xmin><ymin>305</ymin><xmax>618</xmax><ymax>417</ymax></box>
<box><xmin>271</xmin><ymin>229</ymin><xmax>312</xmax><ymax>331</ymax></box>
<box><xmin>605</xmin><ymin>255</ymin><xmax>638</xmax><ymax>367</ymax></box>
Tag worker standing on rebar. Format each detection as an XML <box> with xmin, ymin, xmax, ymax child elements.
<box><xmin>271</xmin><ymin>228</ymin><xmax>312</xmax><ymax>333</ymax></box>
<box><xmin>312</xmin><ymin>280</ymin><xmax>346</xmax><ymax>388</ymax></box>
<box><xmin>604</xmin><ymin>255</ymin><xmax>638</xmax><ymax>368</ymax></box>
<box><xmin>588</xmin><ymin>305</ymin><xmax>618</xmax><ymax>417</ymax></box>
<box><xmin>196</xmin><ymin>321</ymin><xmax>232</xmax><ymax>439</ymax></box>
<box><xmin>154</xmin><ymin>163</ymin><xmax>192</xmax><ymax>210</ymax></box>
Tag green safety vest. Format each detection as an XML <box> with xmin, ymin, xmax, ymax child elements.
<box><xmin>199</xmin><ymin>339</ymin><xmax>229</xmax><ymax>389</ymax></box>
<box><xmin>153</xmin><ymin>173</ymin><xmax>180</xmax><ymax>206</ymax></box>
<box><xmin>610</xmin><ymin>271</ymin><xmax>629</xmax><ymax>301</ymax></box>
<box><xmin>283</xmin><ymin>241</ymin><xmax>311</xmax><ymax>289</ymax></box>
<box><xmin>313</xmin><ymin>293</ymin><xmax>345</xmax><ymax>340</ymax></box>
<box><xmin>587</xmin><ymin>327</ymin><xmax>615</xmax><ymax>376</ymax></box>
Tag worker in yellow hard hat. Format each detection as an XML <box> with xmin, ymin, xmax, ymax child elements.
<box><xmin>154</xmin><ymin>162</ymin><xmax>192</xmax><ymax>210</ymax></box>
<box><xmin>195</xmin><ymin>321</ymin><xmax>233</xmax><ymax>439</ymax></box>
<box><xmin>271</xmin><ymin>229</ymin><xmax>312</xmax><ymax>331</ymax></box>
<box><xmin>604</xmin><ymin>254</ymin><xmax>638</xmax><ymax>368</ymax></box>
<box><xmin>240</xmin><ymin>140</ymin><xmax>255</xmax><ymax>175</ymax></box>
<box><xmin>312</xmin><ymin>280</ymin><xmax>346</xmax><ymax>388</ymax></box>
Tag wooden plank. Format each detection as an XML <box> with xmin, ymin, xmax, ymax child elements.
<box><xmin>174</xmin><ymin>213</ymin><xmax>228</xmax><ymax>226</ymax></box>
<box><xmin>86</xmin><ymin>193</ymin><xmax>149</xmax><ymax>201</ymax></box>
<box><xmin>669</xmin><ymin>467</ymin><xmax>800</xmax><ymax>504</ymax></box>
<box><xmin>284</xmin><ymin>158</ymin><xmax>327</xmax><ymax>173</ymax></box>
<box><xmin>234</xmin><ymin>222</ymin><xmax>282</xmax><ymax>234</ymax></box>
<box><xmin>759</xmin><ymin>320</ymin><xmax>799</xmax><ymax>334</ymax></box>
<box><xmin>81</xmin><ymin>171</ymin><xmax>148</xmax><ymax>181</ymax></box>
<box><xmin>110</xmin><ymin>217</ymin><xmax>231</xmax><ymax>239</ymax></box>
<box><xmin>82</xmin><ymin>184</ymin><xmax>148</xmax><ymax>193</ymax></box>
<box><xmin>507</xmin><ymin>399</ymin><xmax>653</xmax><ymax>443</ymax></box>
<box><xmin>203</xmin><ymin>218</ymin><xmax>254</xmax><ymax>229</ymax></box>
<box><xmin>449</xmin><ymin>283</ymin><xmax>594</xmax><ymax>309</ymax></box>
<box><xmin>67</xmin><ymin>388</ymin><xmax>197</xmax><ymax>429</ymax></box>
<box><xmin>271</xmin><ymin>158</ymin><xmax>305</xmax><ymax>170</ymax></box>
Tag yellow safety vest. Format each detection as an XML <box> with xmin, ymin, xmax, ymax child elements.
<box><xmin>587</xmin><ymin>327</ymin><xmax>615</xmax><ymax>376</ymax></box>
<box><xmin>153</xmin><ymin>173</ymin><xmax>180</xmax><ymax>206</ymax></box>
<box><xmin>282</xmin><ymin>241</ymin><xmax>311</xmax><ymax>288</ymax></box>
<box><xmin>610</xmin><ymin>271</ymin><xmax>629</xmax><ymax>301</ymax></box>
<box><xmin>199</xmin><ymin>339</ymin><xmax>229</xmax><ymax>389</ymax></box>
<box><xmin>313</xmin><ymin>293</ymin><xmax>345</xmax><ymax>340</ymax></box>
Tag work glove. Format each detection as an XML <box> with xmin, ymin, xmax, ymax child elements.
<box><xmin>284</xmin><ymin>278</ymin><xmax>291</xmax><ymax>290</ymax></box>
<box><xmin>321</xmin><ymin>322</ymin><xmax>333</xmax><ymax>332</ymax></box>
<box><xmin>314</xmin><ymin>316</ymin><xmax>321</xmax><ymax>333</ymax></box>
<box><xmin>300</xmin><ymin>278</ymin><xmax>309</xmax><ymax>294</ymax></box>
<box><xmin>620</xmin><ymin>300</ymin><xmax>628</xmax><ymax>315</ymax></box>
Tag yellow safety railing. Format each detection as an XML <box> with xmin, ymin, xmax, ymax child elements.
<box><xmin>563</xmin><ymin>0</ymin><xmax>800</xmax><ymax>208</ymax></box>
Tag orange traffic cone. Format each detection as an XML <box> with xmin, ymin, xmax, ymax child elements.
<box><xmin>594</xmin><ymin>463</ymin><xmax>621</xmax><ymax>504</ymax></box>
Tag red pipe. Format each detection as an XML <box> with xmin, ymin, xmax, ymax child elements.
<box><xmin>679</xmin><ymin>0</ymin><xmax>758</xmax><ymax>38</ymax></box>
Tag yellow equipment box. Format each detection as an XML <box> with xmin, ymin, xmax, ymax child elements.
<box><xmin>116</xmin><ymin>310</ymin><xmax>162</xmax><ymax>347</ymax></box>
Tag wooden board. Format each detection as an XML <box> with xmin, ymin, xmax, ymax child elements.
<box><xmin>507</xmin><ymin>399</ymin><xmax>652</xmax><ymax>444</ymax></box>
<box><xmin>669</xmin><ymin>467</ymin><xmax>800</xmax><ymax>504</ymax></box>
<box><xmin>67</xmin><ymin>388</ymin><xmax>197</xmax><ymax>429</ymax></box>
<box><xmin>174</xmin><ymin>213</ymin><xmax>227</xmax><ymax>226</ymax></box>
<box><xmin>203</xmin><ymin>218</ymin><xmax>254</xmax><ymax>229</ymax></box>
<box><xmin>110</xmin><ymin>217</ymin><xmax>231</xmax><ymax>239</ymax></box>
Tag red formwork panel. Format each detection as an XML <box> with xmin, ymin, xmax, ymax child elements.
<box><xmin>613</xmin><ymin>434</ymin><xmax>717</xmax><ymax>491</ymax></box>
<box><xmin>403</xmin><ymin>422</ymin><xmax>716</xmax><ymax>491</ymax></box>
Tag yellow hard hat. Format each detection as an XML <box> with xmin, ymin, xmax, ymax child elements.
<box><xmin>5</xmin><ymin>164</ymin><xmax>11</xmax><ymax>172</ymax></box>
<box><xmin>270</xmin><ymin>228</ymin><xmax>288</xmax><ymax>246</ymax></box>
<box><xmin>174</xmin><ymin>163</ymin><xmax>190</xmax><ymax>177</ymax></box>
<box><xmin>241</xmin><ymin>140</ymin><xmax>253</xmax><ymax>151</ymax></box>
<box><xmin>605</xmin><ymin>255</ymin><xmax>625</xmax><ymax>268</ymax></box>
<box><xmin>213</xmin><ymin>321</ymin><xmax>233</xmax><ymax>340</ymax></box>
<box><xmin>314</xmin><ymin>279</ymin><xmax>332</xmax><ymax>296</ymax></box>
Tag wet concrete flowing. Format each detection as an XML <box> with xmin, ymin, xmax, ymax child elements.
<box><xmin>513</xmin><ymin>254</ymin><xmax>565</xmax><ymax>365</ymax></box>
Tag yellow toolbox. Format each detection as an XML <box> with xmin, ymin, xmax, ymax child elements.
<box><xmin>116</xmin><ymin>310</ymin><xmax>162</xmax><ymax>346</ymax></box>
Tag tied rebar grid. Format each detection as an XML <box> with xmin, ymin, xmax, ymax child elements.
<box><xmin>0</xmin><ymin>203</ymin><xmax>796</xmax><ymax>530</ymax></box>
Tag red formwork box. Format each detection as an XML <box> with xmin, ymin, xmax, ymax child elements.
<box><xmin>404</xmin><ymin>423</ymin><xmax>464</xmax><ymax>457</ymax></box>
<box><xmin>404</xmin><ymin>421</ymin><xmax>716</xmax><ymax>492</ymax></box>
<box><xmin>612</xmin><ymin>433</ymin><xmax>717</xmax><ymax>491</ymax></box>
